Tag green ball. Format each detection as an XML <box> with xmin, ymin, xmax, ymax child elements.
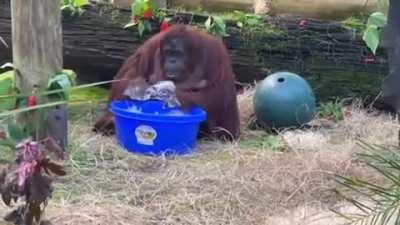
<box><xmin>253</xmin><ymin>72</ymin><xmax>316</xmax><ymax>128</ymax></box>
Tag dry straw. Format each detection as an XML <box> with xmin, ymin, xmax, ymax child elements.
<box><xmin>1</xmin><ymin>88</ymin><xmax>399</xmax><ymax>225</ymax></box>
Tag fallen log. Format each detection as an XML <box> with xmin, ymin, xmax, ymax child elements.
<box><xmin>0</xmin><ymin>0</ymin><xmax>389</xmax><ymax>103</ymax></box>
<box><xmin>112</xmin><ymin>0</ymin><xmax>381</xmax><ymax>20</ymax></box>
<box><xmin>168</xmin><ymin>0</ymin><xmax>255</xmax><ymax>12</ymax></box>
<box><xmin>267</xmin><ymin>0</ymin><xmax>383</xmax><ymax>19</ymax></box>
<box><xmin>113</xmin><ymin>0</ymin><xmax>167</xmax><ymax>9</ymax></box>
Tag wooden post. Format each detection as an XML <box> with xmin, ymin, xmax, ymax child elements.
<box><xmin>11</xmin><ymin>0</ymin><xmax>67</xmax><ymax>149</ymax></box>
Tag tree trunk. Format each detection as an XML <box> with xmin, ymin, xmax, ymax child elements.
<box><xmin>11</xmin><ymin>0</ymin><xmax>63</xmax><ymax>91</ymax></box>
<box><xmin>11</xmin><ymin>0</ymin><xmax>67</xmax><ymax>149</ymax></box>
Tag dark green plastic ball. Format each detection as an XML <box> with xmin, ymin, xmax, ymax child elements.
<box><xmin>253</xmin><ymin>72</ymin><xmax>316</xmax><ymax>128</ymax></box>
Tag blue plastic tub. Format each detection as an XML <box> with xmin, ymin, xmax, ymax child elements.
<box><xmin>109</xmin><ymin>100</ymin><xmax>207</xmax><ymax>156</ymax></box>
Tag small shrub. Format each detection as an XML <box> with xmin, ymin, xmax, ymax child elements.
<box><xmin>335</xmin><ymin>141</ymin><xmax>400</xmax><ymax>225</ymax></box>
<box><xmin>241</xmin><ymin>134</ymin><xmax>285</xmax><ymax>152</ymax></box>
<box><xmin>124</xmin><ymin>0</ymin><xmax>169</xmax><ymax>37</ymax></box>
<box><xmin>317</xmin><ymin>100</ymin><xmax>345</xmax><ymax>122</ymax></box>
<box><xmin>204</xmin><ymin>15</ymin><xmax>229</xmax><ymax>37</ymax></box>
<box><xmin>61</xmin><ymin>0</ymin><xmax>89</xmax><ymax>16</ymax></box>
<box><xmin>0</xmin><ymin>124</ymin><xmax>66</xmax><ymax>225</ymax></box>
<box><xmin>232</xmin><ymin>10</ymin><xmax>263</xmax><ymax>29</ymax></box>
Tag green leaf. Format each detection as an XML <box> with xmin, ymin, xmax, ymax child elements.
<box><xmin>233</xmin><ymin>10</ymin><xmax>245</xmax><ymax>18</ymax></box>
<box><xmin>363</xmin><ymin>25</ymin><xmax>380</xmax><ymax>54</ymax></box>
<box><xmin>73</xmin><ymin>0</ymin><xmax>88</xmax><ymax>7</ymax></box>
<box><xmin>246</xmin><ymin>17</ymin><xmax>260</xmax><ymax>26</ymax></box>
<box><xmin>7</xmin><ymin>120</ymin><xmax>28</xmax><ymax>142</ymax></box>
<box><xmin>138</xmin><ymin>22</ymin><xmax>145</xmax><ymax>37</ymax></box>
<box><xmin>213</xmin><ymin>16</ymin><xmax>226</xmax><ymax>29</ymax></box>
<box><xmin>0</xmin><ymin>71</ymin><xmax>16</xmax><ymax>112</ymax></box>
<box><xmin>77</xmin><ymin>8</ymin><xmax>84</xmax><ymax>16</ymax></box>
<box><xmin>237</xmin><ymin>21</ymin><xmax>243</xmax><ymax>28</ymax></box>
<box><xmin>219</xmin><ymin>30</ymin><xmax>229</xmax><ymax>37</ymax></box>
<box><xmin>0</xmin><ymin>139</ymin><xmax>17</xmax><ymax>148</ymax></box>
<box><xmin>61</xmin><ymin>69</ymin><xmax>77</xmax><ymax>85</ymax></box>
<box><xmin>377</xmin><ymin>0</ymin><xmax>386</xmax><ymax>8</ymax></box>
<box><xmin>222</xmin><ymin>31</ymin><xmax>229</xmax><ymax>37</ymax></box>
<box><xmin>61</xmin><ymin>0</ymin><xmax>70</xmax><ymax>6</ymax></box>
<box><xmin>47</xmin><ymin>74</ymin><xmax>73</xmax><ymax>100</ymax></box>
<box><xmin>367</xmin><ymin>12</ymin><xmax>387</xmax><ymax>28</ymax></box>
<box><xmin>143</xmin><ymin>0</ymin><xmax>150</xmax><ymax>10</ymax></box>
<box><xmin>132</xmin><ymin>0</ymin><xmax>145</xmax><ymax>16</ymax></box>
<box><xmin>144</xmin><ymin>20</ymin><xmax>152</xmax><ymax>32</ymax></box>
<box><xmin>61</xmin><ymin>5</ymin><xmax>72</xmax><ymax>11</ymax></box>
<box><xmin>148</xmin><ymin>0</ymin><xmax>158</xmax><ymax>13</ymax></box>
<box><xmin>206</xmin><ymin>16</ymin><xmax>228</xmax><ymax>37</ymax></box>
<box><xmin>334</xmin><ymin>142</ymin><xmax>400</xmax><ymax>225</ymax></box>
<box><xmin>131</xmin><ymin>2</ymin><xmax>137</xmax><ymax>14</ymax></box>
<box><xmin>205</xmin><ymin>16</ymin><xmax>212</xmax><ymax>31</ymax></box>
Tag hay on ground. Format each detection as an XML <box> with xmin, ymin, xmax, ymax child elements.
<box><xmin>0</xmin><ymin>89</ymin><xmax>398</xmax><ymax>225</ymax></box>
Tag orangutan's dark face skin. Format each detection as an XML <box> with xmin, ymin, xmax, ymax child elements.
<box><xmin>161</xmin><ymin>37</ymin><xmax>189</xmax><ymax>83</ymax></box>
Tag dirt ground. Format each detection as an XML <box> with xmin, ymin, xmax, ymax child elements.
<box><xmin>0</xmin><ymin>90</ymin><xmax>398</xmax><ymax>225</ymax></box>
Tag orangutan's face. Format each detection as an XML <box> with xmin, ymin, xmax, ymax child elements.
<box><xmin>161</xmin><ymin>37</ymin><xmax>189</xmax><ymax>83</ymax></box>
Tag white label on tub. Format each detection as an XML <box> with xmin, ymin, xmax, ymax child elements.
<box><xmin>135</xmin><ymin>125</ymin><xmax>157</xmax><ymax>146</ymax></box>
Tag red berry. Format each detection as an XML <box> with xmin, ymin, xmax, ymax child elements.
<box><xmin>160</xmin><ymin>20</ymin><xmax>170</xmax><ymax>32</ymax></box>
<box><xmin>298</xmin><ymin>19</ymin><xmax>308</xmax><ymax>29</ymax></box>
<box><xmin>27</xmin><ymin>96</ymin><xmax>37</xmax><ymax>107</ymax></box>
<box><xmin>143</xmin><ymin>9</ymin><xmax>152</xmax><ymax>19</ymax></box>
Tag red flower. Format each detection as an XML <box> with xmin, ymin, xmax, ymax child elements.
<box><xmin>143</xmin><ymin>9</ymin><xmax>152</xmax><ymax>19</ymax></box>
<box><xmin>16</xmin><ymin>139</ymin><xmax>41</xmax><ymax>161</ymax></box>
<box><xmin>160</xmin><ymin>20</ymin><xmax>170</xmax><ymax>32</ymax></box>
<box><xmin>27</xmin><ymin>96</ymin><xmax>37</xmax><ymax>107</ymax></box>
<box><xmin>16</xmin><ymin>139</ymin><xmax>41</xmax><ymax>188</ymax></box>
<box><xmin>18</xmin><ymin>161</ymin><xmax>37</xmax><ymax>188</ymax></box>
<box><xmin>298</xmin><ymin>19</ymin><xmax>308</xmax><ymax>29</ymax></box>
